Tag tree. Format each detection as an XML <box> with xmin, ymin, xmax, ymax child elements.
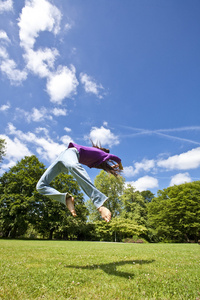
<box><xmin>0</xmin><ymin>194</ymin><xmax>30</xmax><ymax>238</ymax></box>
<box><xmin>141</xmin><ymin>190</ymin><xmax>154</xmax><ymax>203</ymax></box>
<box><xmin>32</xmin><ymin>173</ymin><xmax>88</xmax><ymax>240</ymax></box>
<box><xmin>94</xmin><ymin>170</ymin><xmax>125</xmax><ymax>218</ymax></box>
<box><xmin>121</xmin><ymin>184</ymin><xmax>148</xmax><ymax>227</ymax></box>
<box><xmin>0</xmin><ymin>154</ymin><xmax>89</xmax><ymax>239</ymax></box>
<box><xmin>0</xmin><ymin>155</ymin><xmax>46</xmax><ymax>238</ymax></box>
<box><xmin>148</xmin><ymin>181</ymin><xmax>200</xmax><ymax>242</ymax></box>
<box><xmin>0</xmin><ymin>138</ymin><xmax>6</xmax><ymax>165</ymax></box>
<box><xmin>110</xmin><ymin>217</ymin><xmax>147</xmax><ymax>241</ymax></box>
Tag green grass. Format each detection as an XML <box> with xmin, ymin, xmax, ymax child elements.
<box><xmin>0</xmin><ymin>240</ymin><xmax>199</xmax><ymax>299</ymax></box>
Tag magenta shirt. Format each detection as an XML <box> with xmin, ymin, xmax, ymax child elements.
<box><xmin>68</xmin><ymin>142</ymin><xmax>121</xmax><ymax>168</ymax></box>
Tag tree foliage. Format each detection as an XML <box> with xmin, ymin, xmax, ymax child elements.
<box><xmin>120</xmin><ymin>184</ymin><xmax>148</xmax><ymax>226</ymax></box>
<box><xmin>94</xmin><ymin>170</ymin><xmax>125</xmax><ymax>217</ymax></box>
<box><xmin>0</xmin><ymin>138</ymin><xmax>6</xmax><ymax>165</ymax></box>
<box><xmin>0</xmin><ymin>155</ymin><xmax>88</xmax><ymax>239</ymax></box>
<box><xmin>148</xmin><ymin>182</ymin><xmax>200</xmax><ymax>242</ymax></box>
<box><xmin>1</xmin><ymin>153</ymin><xmax>200</xmax><ymax>243</ymax></box>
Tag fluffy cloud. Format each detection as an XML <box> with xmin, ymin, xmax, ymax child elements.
<box><xmin>46</xmin><ymin>65</ymin><xmax>78</xmax><ymax>104</ymax></box>
<box><xmin>24</xmin><ymin>48</ymin><xmax>59</xmax><ymax>78</ymax></box>
<box><xmin>0</xmin><ymin>0</ymin><xmax>13</xmax><ymax>13</ymax></box>
<box><xmin>0</xmin><ymin>133</ymin><xmax>32</xmax><ymax>173</ymax></box>
<box><xmin>16</xmin><ymin>106</ymin><xmax>67</xmax><ymax>122</ymax></box>
<box><xmin>88</xmin><ymin>125</ymin><xmax>119</xmax><ymax>148</ymax></box>
<box><xmin>0</xmin><ymin>46</ymin><xmax>27</xmax><ymax>85</ymax></box>
<box><xmin>170</xmin><ymin>172</ymin><xmax>191</xmax><ymax>186</ymax></box>
<box><xmin>0</xmin><ymin>30</ymin><xmax>10</xmax><ymax>43</ymax></box>
<box><xmin>157</xmin><ymin>147</ymin><xmax>200</xmax><ymax>170</ymax></box>
<box><xmin>17</xmin><ymin>0</ymin><xmax>78</xmax><ymax>103</ymax></box>
<box><xmin>64</xmin><ymin>127</ymin><xmax>71</xmax><ymax>133</ymax></box>
<box><xmin>123</xmin><ymin>159</ymin><xmax>155</xmax><ymax>177</ymax></box>
<box><xmin>123</xmin><ymin>166</ymin><xmax>135</xmax><ymax>177</ymax></box>
<box><xmin>0</xmin><ymin>57</ymin><xmax>27</xmax><ymax>85</ymax></box>
<box><xmin>126</xmin><ymin>176</ymin><xmax>159</xmax><ymax>192</ymax></box>
<box><xmin>52</xmin><ymin>107</ymin><xmax>67</xmax><ymax>117</ymax></box>
<box><xmin>18</xmin><ymin>0</ymin><xmax>61</xmax><ymax>50</ymax></box>
<box><xmin>6</xmin><ymin>123</ymin><xmax>71</xmax><ymax>162</ymax></box>
<box><xmin>0</xmin><ymin>102</ymin><xmax>10</xmax><ymax>111</ymax></box>
<box><xmin>80</xmin><ymin>72</ymin><xmax>104</xmax><ymax>98</ymax></box>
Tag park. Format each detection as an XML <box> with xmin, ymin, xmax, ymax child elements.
<box><xmin>0</xmin><ymin>240</ymin><xmax>199</xmax><ymax>299</ymax></box>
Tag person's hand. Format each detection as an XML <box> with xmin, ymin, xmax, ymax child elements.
<box><xmin>98</xmin><ymin>206</ymin><xmax>111</xmax><ymax>222</ymax></box>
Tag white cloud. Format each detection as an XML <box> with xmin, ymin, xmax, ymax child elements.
<box><xmin>52</xmin><ymin>107</ymin><xmax>67</xmax><ymax>116</ymax></box>
<box><xmin>46</xmin><ymin>65</ymin><xmax>78</xmax><ymax>104</ymax></box>
<box><xmin>123</xmin><ymin>159</ymin><xmax>155</xmax><ymax>177</ymax></box>
<box><xmin>80</xmin><ymin>72</ymin><xmax>104</xmax><ymax>98</ymax></box>
<box><xmin>88</xmin><ymin>125</ymin><xmax>119</xmax><ymax>148</ymax></box>
<box><xmin>60</xmin><ymin>135</ymin><xmax>73</xmax><ymax>146</ymax></box>
<box><xmin>170</xmin><ymin>172</ymin><xmax>192</xmax><ymax>186</ymax></box>
<box><xmin>0</xmin><ymin>102</ymin><xmax>10</xmax><ymax>111</ymax></box>
<box><xmin>6</xmin><ymin>123</ymin><xmax>71</xmax><ymax>163</ymax></box>
<box><xmin>0</xmin><ymin>0</ymin><xmax>13</xmax><ymax>13</ymax></box>
<box><xmin>17</xmin><ymin>0</ymin><xmax>78</xmax><ymax>103</ymax></box>
<box><xmin>18</xmin><ymin>0</ymin><xmax>61</xmax><ymax>50</ymax></box>
<box><xmin>157</xmin><ymin>147</ymin><xmax>200</xmax><ymax>170</ymax></box>
<box><xmin>16</xmin><ymin>107</ymin><xmax>52</xmax><ymax>122</ymax></box>
<box><xmin>123</xmin><ymin>166</ymin><xmax>135</xmax><ymax>177</ymax></box>
<box><xmin>31</xmin><ymin>107</ymin><xmax>52</xmax><ymax>122</ymax></box>
<box><xmin>16</xmin><ymin>106</ymin><xmax>68</xmax><ymax>122</ymax></box>
<box><xmin>0</xmin><ymin>58</ymin><xmax>27</xmax><ymax>85</ymax></box>
<box><xmin>126</xmin><ymin>176</ymin><xmax>159</xmax><ymax>192</ymax></box>
<box><xmin>0</xmin><ymin>30</ymin><xmax>10</xmax><ymax>43</ymax></box>
<box><xmin>64</xmin><ymin>127</ymin><xmax>71</xmax><ymax>133</ymax></box>
<box><xmin>24</xmin><ymin>48</ymin><xmax>59</xmax><ymax>78</ymax></box>
<box><xmin>0</xmin><ymin>46</ymin><xmax>27</xmax><ymax>85</ymax></box>
<box><xmin>134</xmin><ymin>159</ymin><xmax>155</xmax><ymax>174</ymax></box>
<box><xmin>0</xmin><ymin>46</ymin><xmax>8</xmax><ymax>59</ymax></box>
<box><xmin>0</xmin><ymin>135</ymin><xmax>32</xmax><ymax>162</ymax></box>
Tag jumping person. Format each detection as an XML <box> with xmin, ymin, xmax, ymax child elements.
<box><xmin>36</xmin><ymin>141</ymin><xmax>123</xmax><ymax>222</ymax></box>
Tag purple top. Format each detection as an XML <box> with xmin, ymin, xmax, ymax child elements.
<box><xmin>68</xmin><ymin>142</ymin><xmax>121</xmax><ymax>168</ymax></box>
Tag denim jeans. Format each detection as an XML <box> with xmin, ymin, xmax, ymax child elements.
<box><xmin>36</xmin><ymin>147</ymin><xmax>108</xmax><ymax>208</ymax></box>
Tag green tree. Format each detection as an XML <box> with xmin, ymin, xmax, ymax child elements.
<box><xmin>0</xmin><ymin>155</ymin><xmax>46</xmax><ymax>238</ymax></box>
<box><xmin>110</xmin><ymin>217</ymin><xmax>147</xmax><ymax>241</ymax></box>
<box><xmin>0</xmin><ymin>194</ymin><xmax>30</xmax><ymax>238</ymax></box>
<box><xmin>141</xmin><ymin>190</ymin><xmax>154</xmax><ymax>203</ymax></box>
<box><xmin>148</xmin><ymin>181</ymin><xmax>200</xmax><ymax>242</ymax></box>
<box><xmin>0</xmin><ymin>155</ymin><xmax>88</xmax><ymax>239</ymax></box>
<box><xmin>121</xmin><ymin>184</ymin><xmax>148</xmax><ymax>227</ymax></box>
<box><xmin>0</xmin><ymin>138</ymin><xmax>6</xmax><ymax>165</ymax></box>
<box><xmin>94</xmin><ymin>170</ymin><xmax>125</xmax><ymax>217</ymax></box>
<box><xmin>32</xmin><ymin>173</ymin><xmax>88</xmax><ymax>240</ymax></box>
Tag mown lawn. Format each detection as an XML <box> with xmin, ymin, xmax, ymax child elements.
<box><xmin>0</xmin><ymin>240</ymin><xmax>199</xmax><ymax>299</ymax></box>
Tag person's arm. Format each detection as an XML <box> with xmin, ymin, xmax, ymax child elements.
<box><xmin>108</xmin><ymin>154</ymin><xmax>121</xmax><ymax>164</ymax></box>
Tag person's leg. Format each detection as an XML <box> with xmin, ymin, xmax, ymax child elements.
<box><xmin>60</xmin><ymin>148</ymin><xmax>111</xmax><ymax>221</ymax></box>
<box><xmin>37</xmin><ymin>147</ymin><xmax>111</xmax><ymax>220</ymax></box>
<box><xmin>36</xmin><ymin>150</ymin><xmax>71</xmax><ymax>205</ymax></box>
<box><xmin>61</xmin><ymin>149</ymin><xmax>108</xmax><ymax>209</ymax></box>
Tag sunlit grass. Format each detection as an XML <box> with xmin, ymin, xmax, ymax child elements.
<box><xmin>0</xmin><ymin>240</ymin><xmax>199</xmax><ymax>299</ymax></box>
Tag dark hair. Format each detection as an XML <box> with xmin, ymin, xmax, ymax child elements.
<box><xmin>91</xmin><ymin>140</ymin><xmax>122</xmax><ymax>177</ymax></box>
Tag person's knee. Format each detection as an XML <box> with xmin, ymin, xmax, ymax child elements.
<box><xmin>36</xmin><ymin>181</ymin><xmax>42</xmax><ymax>192</ymax></box>
<box><xmin>66</xmin><ymin>161</ymin><xmax>79</xmax><ymax>171</ymax></box>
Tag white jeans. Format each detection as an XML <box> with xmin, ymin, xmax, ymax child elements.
<box><xmin>36</xmin><ymin>147</ymin><xmax>107</xmax><ymax>208</ymax></box>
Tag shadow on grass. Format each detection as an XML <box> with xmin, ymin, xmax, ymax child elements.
<box><xmin>64</xmin><ymin>259</ymin><xmax>155</xmax><ymax>279</ymax></box>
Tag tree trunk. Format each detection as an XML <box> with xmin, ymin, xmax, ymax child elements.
<box><xmin>48</xmin><ymin>228</ymin><xmax>54</xmax><ymax>240</ymax></box>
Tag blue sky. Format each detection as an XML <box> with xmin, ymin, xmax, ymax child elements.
<box><xmin>1</xmin><ymin>0</ymin><xmax>200</xmax><ymax>195</ymax></box>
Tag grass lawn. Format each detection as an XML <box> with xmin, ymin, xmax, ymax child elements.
<box><xmin>0</xmin><ymin>240</ymin><xmax>199</xmax><ymax>299</ymax></box>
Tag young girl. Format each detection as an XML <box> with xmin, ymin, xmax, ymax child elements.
<box><xmin>36</xmin><ymin>141</ymin><xmax>123</xmax><ymax>222</ymax></box>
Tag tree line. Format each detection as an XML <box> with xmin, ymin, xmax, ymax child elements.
<box><xmin>0</xmin><ymin>145</ymin><xmax>199</xmax><ymax>242</ymax></box>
